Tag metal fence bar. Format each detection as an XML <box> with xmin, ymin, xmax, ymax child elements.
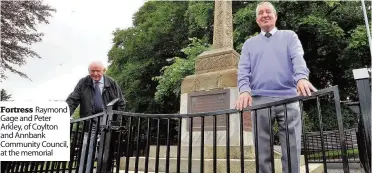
<box><xmin>82</xmin><ymin>119</ymin><xmax>93</xmax><ymax>172</ymax></box>
<box><xmin>45</xmin><ymin>161</ymin><xmax>51</xmax><ymax>172</ymax></box>
<box><xmin>135</xmin><ymin>118</ymin><xmax>141</xmax><ymax>173</ymax></box>
<box><xmin>68</xmin><ymin>123</ymin><xmax>79</xmax><ymax>172</ymax></box>
<box><xmin>300</xmin><ymin>100</ymin><xmax>310</xmax><ymax>173</ymax></box>
<box><xmin>188</xmin><ymin>117</ymin><xmax>193</xmax><ymax>173</ymax></box>
<box><xmin>39</xmin><ymin>160</ymin><xmax>45</xmax><ymax>172</ymax></box>
<box><xmin>144</xmin><ymin>118</ymin><xmax>151</xmax><ymax>173</ymax></box>
<box><xmin>200</xmin><ymin>116</ymin><xmax>205</xmax><ymax>173</ymax></box>
<box><xmin>239</xmin><ymin>111</ymin><xmax>244</xmax><ymax>173</ymax></box>
<box><xmin>268</xmin><ymin>107</ymin><xmax>275</xmax><ymax>173</ymax></box>
<box><xmin>253</xmin><ymin>109</ymin><xmax>259</xmax><ymax>173</ymax></box>
<box><xmin>226</xmin><ymin>113</ymin><xmax>230</xmax><ymax>173</ymax></box>
<box><xmin>32</xmin><ymin>162</ymin><xmax>38</xmax><ymax>173</ymax></box>
<box><xmin>50</xmin><ymin>161</ymin><xmax>56</xmax><ymax>173</ymax></box>
<box><xmin>22</xmin><ymin>162</ymin><xmax>29</xmax><ymax>172</ymax></box>
<box><xmin>166</xmin><ymin>118</ymin><xmax>171</xmax><ymax>173</ymax></box>
<box><xmin>213</xmin><ymin>115</ymin><xmax>217</xmax><ymax>173</ymax></box>
<box><xmin>124</xmin><ymin>117</ymin><xmax>132</xmax><ymax>173</ymax></box>
<box><xmin>316</xmin><ymin>97</ymin><xmax>328</xmax><ymax>172</ymax></box>
<box><xmin>284</xmin><ymin>104</ymin><xmax>292</xmax><ymax>173</ymax></box>
<box><xmin>96</xmin><ymin>112</ymin><xmax>108</xmax><ymax>173</ymax></box>
<box><xmin>176</xmin><ymin>118</ymin><xmax>182</xmax><ymax>173</ymax></box>
<box><xmin>155</xmin><ymin>118</ymin><xmax>161</xmax><ymax>173</ymax></box>
<box><xmin>115</xmin><ymin>116</ymin><xmax>122</xmax><ymax>173</ymax></box>
<box><xmin>333</xmin><ymin>87</ymin><xmax>350</xmax><ymax>173</ymax></box>
<box><xmin>19</xmin><ymin>162</ymin><xmax>24</xmax><ymax>172</ymax></box>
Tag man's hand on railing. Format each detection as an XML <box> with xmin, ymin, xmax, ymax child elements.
<box><xmin>297</xmin><ymin>79</ymin><xmax>318</xmax><ymax>96</ymax></box>
<box><xmin>235</xmin><ymin>92</ymin><xmax>252</xmax><ymax>111</ymax></box>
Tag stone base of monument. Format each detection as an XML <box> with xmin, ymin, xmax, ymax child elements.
<box><xmin>179</xmin><ymin>87</ymin><xmax>256</xmax><ymax>146</ymax></box>
<box><xmin>119</xmin><ymin>145</ymin><xmax>324</xmax><ymax>173</ymax></box>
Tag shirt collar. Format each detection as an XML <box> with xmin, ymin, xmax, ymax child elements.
<box><xmin>261</xmin><ymin>27</ymin><xmax>278</xmax><ymax>36</ymax></box>
<box><xmin>93</xmin><ymin>76</ymin><xmax>104</xmax><ymax>84</ymax></box>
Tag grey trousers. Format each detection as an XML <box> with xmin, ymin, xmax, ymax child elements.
<box><xmin>251</xmin><ymin>96</ymin><xmax>302</xmax><ymax>173</ymax></box>
<box><xmin>78</xmin><ymin>119</ymin><xmax>98</xmax><ymax>173</ymax></box>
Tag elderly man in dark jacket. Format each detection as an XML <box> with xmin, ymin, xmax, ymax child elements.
<box><xmin>66</xmin><ymin>61</ymin><xmax>126</xmax><ymax>173</ymax></box>
<box><xmin>66</xmin><ymin>62</ymin><xmax>126</xmax><ymax>117</ymax></box>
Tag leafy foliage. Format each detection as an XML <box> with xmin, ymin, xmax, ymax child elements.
<box><xmin>0</xmin><ymin>89</ymin><xmax>12</xmax><ymax>101</ymax></box>
<box><xmin>106</xmin><ymin>1</ymin><xmax>190</xmax><ymax>113</ymax></box>
<box><xmin>153</xmin><ymin>38</ymin><xmax>211</xmax><ymax>105</ymax></box>
<box><xmin>304</xmin><ymin>99</ymin><xmax>358</xmax><ymax>132</ymax></box>
<box><xmin>72</xmin><ymin>106</ymin><xmax>80</xmax><ymax>119</ymax></box>
<box><xmin>0</xmin><ymin>0</ymin><xmax>56</xmax><ymax>81</ymax></box>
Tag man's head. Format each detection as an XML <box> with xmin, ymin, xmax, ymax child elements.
<box><xmin>256</xmin><ymin>2</ymin><xmax>277</xmax><ymax>32</ymax></box>
<box><xmin>88</xmin><ymin>61</ymin><xmax>105</xmax><ymax>81</ymax></box>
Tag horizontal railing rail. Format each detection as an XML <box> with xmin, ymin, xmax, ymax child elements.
<box><xmin>111</xmin><ymin>86</ymin><xmax>339</xmax><ymax>119</ymax></box>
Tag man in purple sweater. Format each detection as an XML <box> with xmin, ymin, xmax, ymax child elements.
<box><xmin>235</xmin><ymin>2</ymin><xmax>317</xmax><ymax>173</ymax></box>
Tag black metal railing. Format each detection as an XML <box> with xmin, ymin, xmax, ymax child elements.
<box><xmin>2</xmin><ymin>86</ymin><xmax>352</xmax><ymax>173</ymax></box>
<box><xmin>1</xmin><ymin>110</ymin><xmax>105</xmax><ymax>173</ymax></box>
<box><xmin>302</xmin><ymin>128</ymin><xmax>360</xmax><ymax>163</ymax></box>
<box><xmin>108</xmin><ymin>85</ymin><xmax>350</xmax><ymax>173</ymax></box>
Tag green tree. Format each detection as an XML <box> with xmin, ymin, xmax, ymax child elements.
<box><xmin>1</xmin><ymin>0</ymin><xmax>56</xmax><ymax>81</ymax></box>
<box><xmin>106</xmin><ymin>1</ymin><xmax>190</xmax><ymax>113</ymax></box>
<box><xmin>0</xmin><ymin>89</ymin><xmax>12</xmax><ymax>101</ymax></box>
<box><xmin>153</xmin><ymin>38</ymin><xmax>211</xmax><ymax>109</ymax></box>
<box><xmin>72</xmin><ymin>106</ymin><xmax>80</xmax><ymax>119</ymax></box>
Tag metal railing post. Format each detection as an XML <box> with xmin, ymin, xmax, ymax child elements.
<box><xmin>102</xmin><ymin>98</ymin><xmax>120</xmax><ymax>173</ymax></box>
<box><xmin>352</xmin><ymin>68</ymin><xmax>371</xmax><ymax>173</ymax></box>
<box><xmin>333</xmin><ymin>86</ymin><xmax>350</xmax><ymax>173</ymax></box>
<box><xmin>97</xmin><ymin>98</ymin><xmax>120</xmax><ymax>173</ymax></box>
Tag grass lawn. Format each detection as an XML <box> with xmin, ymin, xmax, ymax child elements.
<box><xmin>307</xmin><ymin>148</ymin><xmax>359</xmax><ymax>160</ymax></box>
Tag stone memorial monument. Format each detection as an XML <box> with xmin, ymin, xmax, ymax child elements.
<box><xmin>180</xmin><ymin>0</ymin><xmax>253</xmax><ymax>147</ymax></box>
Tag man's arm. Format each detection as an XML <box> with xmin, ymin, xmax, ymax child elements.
<box><xmin>288</xmin><ymin>31</ymin><xmax>310</xmax><ymax>82</ymax></box>
<box><xmin>238</xmin><ymin>40</ymin><xmax>252</xmax><ymax>94</ymax></box>
<box><xmin>114</xmin><ymin>81</ymin><xmax>126</xmax><ymax>111</ymax></box>
<box><xmin>66</xmin><ymin>79</ymin><xmax>83</xmax><ymax>116</ymax></box>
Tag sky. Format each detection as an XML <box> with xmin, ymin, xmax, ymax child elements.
<box><xmin>1</xmin><ymin>0</ymin><xmax>146</xmax><ymax>101</ymax></box>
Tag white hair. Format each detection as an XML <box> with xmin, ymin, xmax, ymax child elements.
<box><xmin>256</xmin><ymin>1</ymin><xmax>277</xmax><ymax>18</ymax></box>
<box><xmin>88</xmin><ymin>61</ymin><xmax>105</xmax><ymax>71</ymax></box>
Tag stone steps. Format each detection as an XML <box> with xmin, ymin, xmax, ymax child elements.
<box><xmin>148</xmin><ymin>145</ymin><xmax>281</xmax><ymax>159</ymax></box>
<box><xmin>301</xmin><ymin>164</ymin><xmax>324</xmax><ymax>173</ymax></box>
<box><xmin>120</xmin><ymin>145</ymin><xmax>324</xmax><ymax>173</ymax></box>
<box><xmin>119</xmin><ymin>156</ymin><xmax>323</xmax><ymax>173</ymax></box>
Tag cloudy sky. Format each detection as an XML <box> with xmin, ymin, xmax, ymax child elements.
<box><xmin>2</xmin><ymin>0</ymin><xmax>146</xmax><ymax>101</ymax></box>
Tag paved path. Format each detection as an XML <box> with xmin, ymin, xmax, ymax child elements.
<box><xmin>328</xmin><ymin>169</ymin><xmax>365</xmax><ymax>173</ymax></box>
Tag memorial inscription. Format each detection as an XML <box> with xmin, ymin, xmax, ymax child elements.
<box><xmin>187</xmin><ymin>89</ymin><xmax>230</xmax><ymax>131</ymax></box>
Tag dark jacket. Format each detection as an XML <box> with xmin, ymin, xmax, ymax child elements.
<box><xmin>66</xmin><ymin>75</ymin><xmax>126</xmax><ymax>118</ymax></box>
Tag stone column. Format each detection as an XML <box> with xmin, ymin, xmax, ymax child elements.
<box><xmin>213</xmin><ymin>0</ymin><xmax>233</xmax><ymax>49</ymax></box>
